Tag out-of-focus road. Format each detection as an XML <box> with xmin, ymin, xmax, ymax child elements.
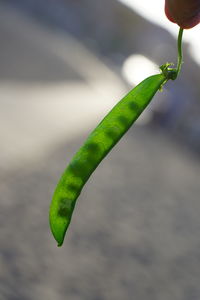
<box><xmin>0</xmin><ymin>4</ymin><xmax>126</xmax><ymax>172</ymax></box>
<box><xmin>1</xmin><ymin>4</ymin><xmax>200</xmax><ymax>300</ymax></box>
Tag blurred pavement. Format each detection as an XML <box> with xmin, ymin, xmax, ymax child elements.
<box><xmin>0</xmin><ymin>4</ymin><xmax>126</xmax><ymax>172</ymax></box>
<box><xmin>1</xmin><ymin>4</ymin><xmax>200</xmax><ymax>300</ymax></box>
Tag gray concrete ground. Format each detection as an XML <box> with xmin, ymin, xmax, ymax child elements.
<box><xmin>1</xmin><ymin>5</ymin><xmax>200</xmax><ymax>300</ymax></box>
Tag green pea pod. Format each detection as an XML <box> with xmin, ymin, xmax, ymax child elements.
<box><xmin>49</xmin><ymin>73</ymin><xmax>167</xmax><ymax>246</ymax></box>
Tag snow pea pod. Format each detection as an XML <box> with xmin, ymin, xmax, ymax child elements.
<box><xmin>49</xmin><ymin>73</ymin><xmax>167</xmax><ymax>246</ymax></box>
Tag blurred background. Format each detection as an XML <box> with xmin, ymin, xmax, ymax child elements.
<box><xmin>0</xmin><ymin>0</ymin><xmax>200</xmax><ymax>299</ymax></box>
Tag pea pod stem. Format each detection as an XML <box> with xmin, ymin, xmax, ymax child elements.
<box><xmin>160</xmin><ymin>27</ymin><xmax>184</xmax><ymax>81</ymax></box>
<box><xmin>176</xmin><ymin>28</ymin><xmax>184</xmax><ymax>77</ymax></box>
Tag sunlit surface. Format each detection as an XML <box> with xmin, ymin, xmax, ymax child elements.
<box><xmin>122</xmin><ymin>54</ymin><xmax>159</xmax><ymax>86</ymax></box>
<box><xmin>118</xmin><ymin>0</ymin><xmax>200</xmax><ymax>65</ymax></box>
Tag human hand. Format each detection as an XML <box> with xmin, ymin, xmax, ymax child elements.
<box><xmin>165</xmin><ymin>0</ymin><xmax>200</xmax><ymax>29</ymax></box>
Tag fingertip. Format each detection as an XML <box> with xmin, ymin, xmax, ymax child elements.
<box><xmin>178</xmin><ymin>13</ymin><xmax>200</xmax><ymax>29</ymax></box>
<box><xmin>165</xmin><ymin>2</ymin><xmax>176</xmax><ymax>23</ymax></box>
